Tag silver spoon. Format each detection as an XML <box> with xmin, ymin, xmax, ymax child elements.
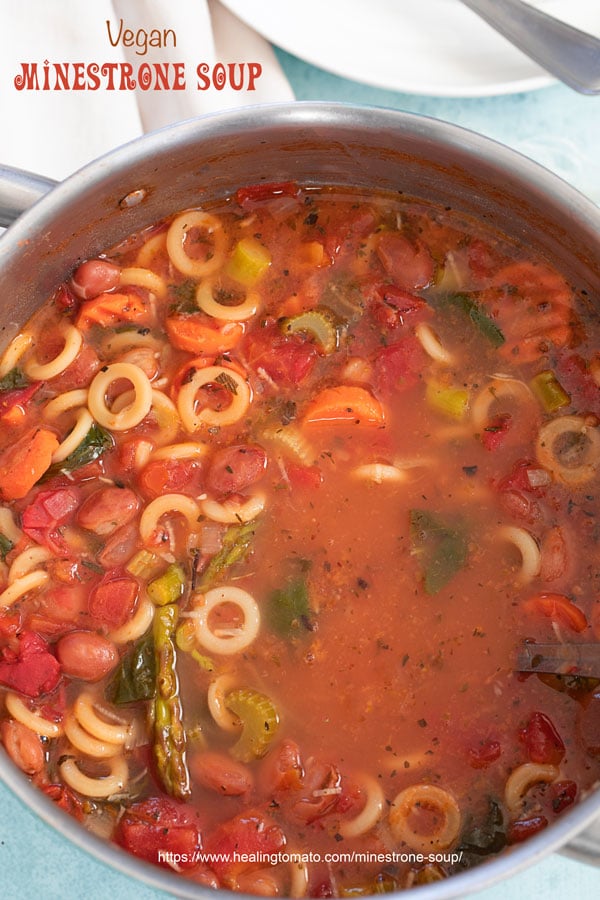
<box><xmin>460</xmin><ymin>0</ymin><xmax>600</xmax><ymax>94</ymax></box>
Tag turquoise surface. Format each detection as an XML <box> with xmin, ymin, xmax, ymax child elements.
<box><xmin>1</xmin><ymin>43</ymin><xmax>600</xmax><ymax>900</ymax></box>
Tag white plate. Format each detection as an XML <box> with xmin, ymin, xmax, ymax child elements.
<box><xmin>219</xmin><ymin>0</ymin><xmax>600</xmax><ymax>97</ymax></box>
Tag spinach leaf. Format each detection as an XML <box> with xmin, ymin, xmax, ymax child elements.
<box><xmin>0</xmin><ymin>533</ymin><xmax>14</xmax><ymax>561</ymax></box>
<box><xmin>445</xmin><ymin>292</ymin><xmax>505</xmax><ymax>348</ymax></box>
<box><xmin>48</xmin><ymin>422</ymin><xmax>113</xmax><ymax>475</ymax></box>
<box><xmin>0</xmin><ymin>368</ymin><xmax>28</xmax><ymax>392</ymax></box>
<box><xmin>107</xmin><ymin>632</ymin><xmax>156</xmax><ymax>705</ymax></box>
<box><xmin>268</xmin><ymin>577</ymin><xmax>313</xmax><ymax>637</ymax></box>
<box><xmin>410</xmin><ymin>509</ymin><xmax>468</xmax><ymax>595</ymax></box>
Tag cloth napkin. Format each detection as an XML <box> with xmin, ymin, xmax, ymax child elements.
<box><xmin>0</xmin><ymin>0</ymin><xmax>294</xmax><ymax>182</ymax></box>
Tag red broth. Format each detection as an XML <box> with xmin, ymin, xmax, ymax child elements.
<box><xmin>0</xmin><ymin>184</ymin><xmax>599</xmax><ymax>895</ymax></box>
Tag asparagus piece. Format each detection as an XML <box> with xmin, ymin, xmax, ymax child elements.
<box><xmin>153</xmin><ymin>603</ymin><xmax>190</xmax><ymax>799</ymax></box>
<box><xmin>196</xmin><ymin>519</ymin><xmax>257</xmax><ymax>590</ymax></box>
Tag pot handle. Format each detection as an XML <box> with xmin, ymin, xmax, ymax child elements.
<box><xmin>0</xmin><ymin>164</ymin><xmax>57</xmax><ymax>228</ymax></box>
<box><xmin>561</xmin><ymin>814</ymin><xmax>600</xmax><ymax>865</ymax></box>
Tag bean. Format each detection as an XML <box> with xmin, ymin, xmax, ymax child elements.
<box><xmin>190</xmin><ymin>750</ymin><xmax>253</xmax><ymax>796</ymax></box>
<box><xmin>56</xmin><ymin>631</ymin><xmax>119</xmax><ymax>681</ymax></box>
<box><xmin>77</xmin><ymin>486</ymin><xmax>139</xmax><ymax>535</ymax></box>
<box><xmin>207</xmin><ymin>444</ymin><xmax>267</xmax><ymax>495</ymax></box>
<box><xmin>71</xmin><ymin>259</ymin><xmax>120</xmax><ymax>300</ymax></box>
<box><xmin>1</xmin><ymin>719</ymin><xmax>45</xmax><ymax>775</ymax></box>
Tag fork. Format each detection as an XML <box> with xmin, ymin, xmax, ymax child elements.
<box><xmin>460</xmin><ymin>0</ymin><xmax>600</xmax><ymax>94</ymax></box>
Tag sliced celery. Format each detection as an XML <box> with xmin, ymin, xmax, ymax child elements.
<box><xmin>426</xmin><ymin>381</ymin><xmax>469</xmax><ymax>420</ymax></box>
<box><xmin>225</xmin><ymin>237</ymin><xmax>271</xmax><ymax>286</ymax></box>
<box><xmin>226</xmin><ymin>688</ymin><xmax>280</xmax><ymax>762</ymax></box>
<box><xmin>282</xmin><ymin>307</ymin><xmax>339</xmax><ymax>354</ymax></box>
<box><xmin>530</xmin><ymin>370</ymin><xmax>570</xmax><ymax>413</ymax></box>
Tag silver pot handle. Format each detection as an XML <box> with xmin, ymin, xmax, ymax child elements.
<box><xmin>0</xmin><ymin>164</ymin><xmax>57</xmax><ymax>228</ymax></box>
<box><xmin>561</xmin><ymin>814</ymin><xmax>600</xmax><ymax>865</ymax></box>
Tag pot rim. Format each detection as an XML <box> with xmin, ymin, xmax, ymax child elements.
<box><xmin>1</xmin><ymin>100</ymin><xmax>599</xmax><ymax>897</ymax></box>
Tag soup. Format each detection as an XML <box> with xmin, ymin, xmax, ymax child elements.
<box><xmin>0</xmin><ymin>183</ymin><xmax>599</xmax><ymax>895</ymax></box>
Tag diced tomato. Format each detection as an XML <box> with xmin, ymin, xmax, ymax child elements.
<box><xmin>496</xmin><ymin>459</ymin><xmax>549</xmax><ymax>496</ymax></box>
<box><xmin>258</xmin><ymin>739</ymin><xmax>303</xmax><ymax>795</ymax></box>
<box><xmin>48</xmin><ymin>343</ymin><xmax>100</xmax><ymax>392</ymax></box>
<box><xmin>520</xmin><ymin>711</ymin><xmax>565</xmax><ymax>765</ymax></box>
<box><xmin>245</xmin><ymin>324</ymin><xmax>318</xmax><ymax>387</ymax></box>
<box><xmin>41</xmin><ymin>783</ymin><xmax>85</xmax><ymax>820</ymax></box>
<box><xmin>0</xmin><ymin>382</ymin><xmax>42</xmax><ymax>422</ymax></box>
<box><xmin>467</xmin><ymin>739</ymin><xmax>502</xmax><ymax>769</ymax></box>
<box><xmin>204</xmin><ymin>812</ymin><xmax>286</xmax><ymax>883</ymax></box>
<box><xmin>481</xmin><ymin>414</ymin><xmax>512</xmax><ymax>451</ymax></box>
<box><xmin>467</xmin><ymin>237</ymin><xmax>500</xmax><ymax>279</ymax></box>
<box><xmin>206</xmin><ymin>444</ymin><xmax>267</xmax><ymax>495</ymax></box>
<box><xmin>554</xmin><ymin>352</ymin><xmax>600</xmax><ymax>417</ymax></box>
<box><xmin>322</xmin><ymin>207</ymin><xmax>377</xmax><ymax>262</ymax></box>
<box><xmin>0</xmin><ymin>631</ymin><xmax>61</xmax><ymax>697</ymax></box>
<box><xmin>117</xmin><ymin>797</ymin><xmax>201</xmax><ymax>869</ymax></box>
<box><xmin>88</xmin><ymin>571</ymin><xmax>139</xmax><ymax>629</ymax></box>
<box><xmin>374</xmin><ymin>336</ymin><xmax>426</xmax><ymax>394</ymax></box>
<box><xmin>369</xmin><ymin>284</ymin><xmax>432</xmax><ymax>333</ymax></box>
<box><xmin>508</xmin><ymin>815</ymin><xmax>548</xmax><ymax>844</ymax></box>
<box><xmin>53</xmin><ymin>283</ymin><xmax>79</xmax><ymax>314</ymax></box>
<box><xmin>21</xmin><ymin>487</ymin><xmax>81</xmax><ymax>556</ymax></box>
<box><xmin>26</xmin><ymin>583</ymin><xmax>90</xmax><ymax>636</ymax></box>
<box><xmin>0</xmin><ymin>611</ymin><xmax>22</xmax><ymax>642</ymax></box>
<box><xmin>550</xmin><ymin>780</ymin><xmax>577</xmax><ymax>813</ymax></box>
<box><xmin>376</xmin><ymin>232</ymin><xmax>435</xmax><ymax>290</ymax></box>
<box><xmin>235</xmin><ymin>181</ymin><xmax>300</xmax><ymax>209</ymax></box>
<box><xmin>138</xmin><ymin>457</ymin><xmax>205</xmax><ymax>499</ymax></box>
<box><xmin>525</xmin><ymin>592</ymin><xmax>588</xmax><ymax>633</ymax></box>
<box><xmin>285</xmin><ymin>463</ymin><xmax>324</xmax><ymax>490</ymax></box>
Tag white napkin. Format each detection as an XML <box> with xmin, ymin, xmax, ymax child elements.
<box><xmin>0</xmin><ymin>0</ymin><xmax>293</xmax><ymax>182</ymax></box>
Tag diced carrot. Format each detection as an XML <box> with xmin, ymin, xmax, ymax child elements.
<box><xmin>0</xmin><ymin>427</ymin><xmax>59</xmax><ymax>501</ymax></box>
<box><xmin>303</xmin><ymin>386</ymin><xmax>385</xmax><ymax>427</ymax></box>
<box><xmin>165</xmin><ymin>315</ymin><xmax>244</xmax><ymax>355</ymax></box>
<box><xmin>75</xmin><ymin>291</ymin><xmax>151</xmax><ymax>330</ymax></box>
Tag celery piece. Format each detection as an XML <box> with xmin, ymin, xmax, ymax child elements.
<box><xmin>445</xmin><ymin>293</ymin><xmax>505</xmax><ymax>348</ymax></box>
<box><xmin>126</xmin><ymin>549</ymin><xmax>161</xmax><ymax>579</ymax></box>
<box><xmin>225</xmin><ymin>237</ymin><xmax>271</xmax><ymax>286</ymax></box>
<box><xmin>282</xmin><ymin>307</ymin><xmax>340</xmax><ymax>354</ymax></box>
<box><xmin>147</xmin><ymin>563</ymin><xmax>186</xmax><ymax>606</ymax></box>
<box><xmin>426</xmin><ymin>381</ymin><xmax>469</xmax><ymax>420</ymax></box>
<box><xmin>530</xmin><ymin>370</ymin><xmax>571</xmax><ymax>413</ymax></box>
<box><xmin>225</xmin><ymin>688</ymin><xmax>279</xmax><ymax>762</ymax></box>
<box><xmin>410</xmin><ymin>509</ymin><xmax>468</xmax><ymax>596</ymax></box>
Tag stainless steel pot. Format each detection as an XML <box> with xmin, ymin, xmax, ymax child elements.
<box><xmin>0</xmin><ymin>102</ymin><xmax>599</xmax><ymax>897</ymax></box>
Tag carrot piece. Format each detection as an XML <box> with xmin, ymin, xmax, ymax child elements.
<box><xmin>303</xmin><ymin>386</ymin><xmax>385</xmax><ymax>427</ymax></box>
<box><xmin>0</xmin><ymin>427</ymin><xmax>59</xmax><ymax>501</ymax></box>
<box><xmin>76</xmin><ymin>291</ymin><xmax>151</xmax><ymax>330</ymax></box>
<box><xmin>165</xmin><ymin>315</ymin><xmax>244</xmax><ymax>355</ymax></box>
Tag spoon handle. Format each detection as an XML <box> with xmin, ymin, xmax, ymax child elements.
<box><xmin>460</xmin><ymin>0</ymin><xmax>600</xmax><ymax>94</ymax></box>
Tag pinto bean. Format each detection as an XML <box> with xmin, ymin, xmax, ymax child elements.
<box><xmin>190</xmin><ymin>750</ymin><xmax>253</xmax><ymax>796</ymax></box>
<box><xmin>56</xmin><ymin>631</ymin><xmax>118</xmax><ymax>681</ymax></box>
<box><xmin>97</xmin><ymin>523</ymin><xmax>139</xmax><ymax>569</ymax></box>
<box><xmin>1</xmin><ymin>719</ymin><xmax>45</xmax><ymax>775</ymax></box>
<box><xmin>77</xmin><ymin>487</ymin><xmax>139</xmax><ymax>535</ymax></box>
<box><xmin>206</xmin><ymin>444</ymin><xmax>267</xmax><ymax>495</ymax></box>
<box><xmin>71</xmin><ymin>259</ymin><xmax>120</xmax><ymax>300</ymax></box>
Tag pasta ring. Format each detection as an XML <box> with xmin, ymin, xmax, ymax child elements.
<box><xmin>87</xmin><ymin>362</ymin><xmax>153</xmax><ymax>431</ymax></box>
<box><xmin>389</xmin><ymin>784</ymin><xmax>461</xmax><ymax>851</ymax></box>
<box><xmin>23</xmin><ymin>325</ymin><xmax>82</xmax><ymax>381</ymax></box>
<box><xmin>166</xmin><ymin>210</ymin><xmax>227</xmax><ymax>278</ymax></box>
<box><xmin>196</xmin><ymin>279</ymin><xmax>260</xmax><ymax>322</ymax></box>
<box><xmin>177</xmin><ymin>364</ymin><xmax>251</xmax><ymax>431</ymax></box>
<box><xmin>192</xmin><ymin>586</ymin><xmax>260</xmax><ymax>655</ymax></box>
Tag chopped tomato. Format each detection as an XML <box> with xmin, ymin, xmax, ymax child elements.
<box><xmin>369</xmin><ymin>285</ymin><xmax>431</xmax><ymax>332</ymax></box>
<box><xmin>496</xmin><ymin>459</ymin><xmax>549</xmax><ymax>496</ymax></box>
<box><xmin>0</xmin><ymin>631</ymin><xmax>61</xmax><ymax>697</ymax></box>
<box><xmin>555</xmin><ymin>352</ymin><xmax>600</xmax><ymax>417</ymax></box>
<box><xmin>21</xmin><ymin>487</ymin><xmax>81</xmax><ymax>556</ymax></box>
<box><xmin>481</xmin><ymin>413</ymin><xmax>512</xmax><ymax>451</ymax></box>
<box><xmin>550</xmin><ymin>780</ymin><xmax>577</xmax><ymax>813</ymax></box>
<box><xmin>204</xmin><ymin>812</ymin><xmax>286</xmax><ymax>883</ymax></box>
<box><xmin>520</xmin><ymin>711</ymin><xmax>565</xmax><ymax>765</ymax></box>
<box><xmin>0</xmin><ymin>611</ymin><xmax>22</xmax><ymax>642</ymax></box>
<box><xmin>525</xmin><ymin>592</ymin><xmax>588</xmax><ymax>633</ymax></box>
<box><xmin>467</xmin><ymin>739</ymin><xmax>502</xmax><ymax>769</ymax></box>
<box><xmin>88</xmin><ymin>571</ymin><xmax>139</xmax><ymax>629</ymax></box>
<box><xmin>374</xmin><ymin>336</ymin><xmax>426</xmax><ymax>395</ymax></box>
<box><xmin>139</xmin><ymin>457</ymin><xmax>205</xmax><ymax>498</ymax></box>
<box><xmin>117</xmin><ymin>797</ymin><xmax>201</xmax><ymax>869</ymax></box>
<box><xmin>285</xmin><ymin>463</ymin><xmax>324</xmax><ymax>490</ymax></box>
<box><xmin>508</xmin><ymin>815</ymin><xmax>548</xmax><ymax>844</ymax></box>
<box><xmin>48</xmin><ymin>343</ymin><xmax>100</xmax><ymax>392</ymax></box>
<box><xmin>376</xmin><ymin>232</ymin><xmax>435</xmax><ymax>290</ymax></box>
<box><xmin>245</xmin><ymin>324</ymin><xmax>318</xmax><ymax>387</ymax></box>
<box><xmin>26</xmin><ymin>583</ymin><xmax>89</xmax><ymax>636</ymax></box>
<box><xmin>41</xmin><ymin>783</ymin><xmax>85</xmax><ymax>820</ymax></box>
<box><xmin>0</xmin><ymin>382</ymin><xmax>42</xmax><ymax>423</ymax></box>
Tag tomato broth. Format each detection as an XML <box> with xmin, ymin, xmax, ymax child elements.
<box><xmin>0</xmin><ymin>183</ymin><xmax>599</xmax><ymax>895</ymax></box>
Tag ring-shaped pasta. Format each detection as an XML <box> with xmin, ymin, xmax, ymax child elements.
<box><xmin>414</xmin><ymin>322</ymin><xmax>454</xmax><ymax>365</ymax></box>
<box><xmin>135</xmin><ymin>230</ymin><xmax>167</xmax><ymax>268</ymax></box>
<box><xmin>288</xmin><ymin>852</ymin><xmax>310</xmax><ymax>899</ymax></box>
<box><xmin>0</xmin><ymin>332</ymin><xmax>33</xmax><ymax>377</ymax></box>
<box><xmin>166</xmin><ymin>210</ymin><xmax>227</xmax><ymax>279</ymax></box>
<box><xmin>43</xmin><ymin>389</ymin><xmax>89</xmax><ymax>420</ymax></box>
<box><xmin>504</xmin><ymin>763</ymin><xmax>559</xmax><ymax>814</ymax></box>
<box><xmin>110</xmin><ymin>595</ymin><xmax>155</xmax><ymax>645</ymax></box>
<box><xmin>192</xmin><ymin>586</ymin><xmax>260</xmax><ymax>655</ymax></box>
<box><xmin>0</xmin><ymin>508</ymin><xmax>22</xmax><ymax>545</ymax></box>
<box><xmin>196</xmin><ymin>279</ymin><xmax>260</xmax><ymax>322</ymax></box>
<box><xmin>207</xmin><ymin>673</ymin><xmax>240</xmax><ymax>732</ymax></box>
<box><xmin>497</xmin><ymin>525</ymin><xmax>541</xmax><ymax>584</ymax></box>
<box><xmin>102</xmin><ymin>330</ymin><xmax>163</xmax><ymax>357</ymax></box>
<box><xmin>8</xmin><ymin>546</ymin><xmax>52</xmax><ymax>584</ymax></box>
<box><xmin>0</xmin><ymin>570</ymin><xmax>49</xmax><ymax>609</ymax></box>
<box><xmin>64</xmin><ymin>712</ymin><xmax>124</xmax><ymax>759</ymax></box>
<box><xmin>151</xmin><ymin>441</ymin><xmax>208</xmax><ymax>461</ymax></box>
<box><xmin>112</xmin><ymin>387</ymin><xmax>181</xmax><ymax>444</ymax></box>
<box><xmin>139</xmin><ymin>493</ymin><xmax>201</xmax><ymax>544</ymax></box>
<box><xmin>200</xmin><ymin>493</ymin><xmax>265</xmax><ymax>525</ymax></box>
<box><xmin>52</xmin><ymin>408</ymin><xmax>95</xmax><ymax>464</ymax></box>
<box><xmin>338</xmin><ymin>774</ymin><xmax>386</xmax><ymax>839</ymax></box>
<box><xmin>59</xmin><ymin>755</ymin><xmax>128</xmax><ymax>799</ymax></box>
<box><xmin>536</xmin><ymin>415</ymin><xmax>600</xmax><ymax>485</ymax></box>
<box><xmin>88</xmin><ymin>362</ymin><xmax>153</xmax><ymax>431</ymax></box>
<box><xmin>23</xmin><ymin>325</ymin><xmax>83</xmax><ymax>381</ymax></box>
<box><xmin>351</xmin><ymin>463</ymin><xmax>409</xmax><ymax>485</ymax></box>
<box><xmin>4</xmin><ymin>692</ymin><xmax>63</xmax><ymax>739</ymax></box>
<box><xmin>471</xmin><ymin>377</ymin><xmax>536</xmax><ymax>432</ymax></box>
<box><xmin>389</xmin><ymin>784</ymin><xmax>461</xmax><ymax>851</ymax></box>
<box><xmin>119</xmin><ymin>266</ymin><xmax>167</xmax><ymax>299</ymax></box>
<box><xmin>72</xmin><ymin>693</ymin><xmax>131</xmax><ymax>745</ymax></box>
<box><xmin>177</xmin><ymin>364</ymin><xmax>251</xmax><ymax>432</ymax></box>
